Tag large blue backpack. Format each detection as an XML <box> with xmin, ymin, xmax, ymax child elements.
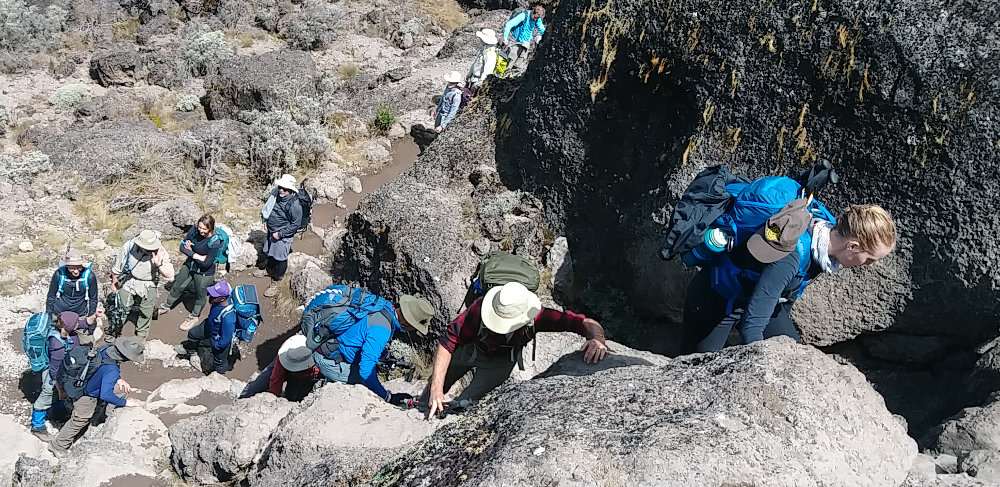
<box><xmin>300</xmin><ymin>285</ymin><xmax>398</xmax><ymax>359</ymax></box>
<box><xmin>227</xmin><ymin>284</ymin><xmax>262</xmax><ymax>344</ymax></box>
<box><xmin>23</xmin><ymin>313</ymin><xmax>60</xmax><ymax>372</ymax></box>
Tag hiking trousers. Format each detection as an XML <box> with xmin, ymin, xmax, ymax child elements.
<box><xmin>182</xmin><ymin>322</ymin><xmax>229</xmax><ymax>374</ymax></box>
<box><xmin>51</xmin><ymin>391</ymin><xmax>125</xmax><ymax>451</ymax></box>
<box><xmin>505</xmin><ymin>43</ymin><xmax>530</xmax><ymax>72</ymax></box>
<box><xmin>32</xmin><ymin>374</ymin><xmax>55</xmax><ymax>416</ymax></box>
<box><xmin>421</xmin><ymin>343</ymin><xmax>517</xmax><ymax>403</ymax></box>
<box><xmin>164</xmin><ymin>264</ymin><xmax>214</xmax><ymax>316</ymax></box>
<box><xmin>116</xmin><ymin>287</ymin><xmax>156</xmax><ymax>338</ymax></box>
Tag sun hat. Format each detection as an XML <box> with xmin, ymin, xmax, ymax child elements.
<box><xmin>58</xmin><ymin>311</ymin><xmax>80</xmax><ymax>332</ymax></box>
<box><xmin>747</xmin><ymin>198</ymin><xmax>813</xmax><ymax>264</ymax></box>
<box><xmin>398</xmin><ymin>295</ymin><xmax>434</xmax><ymax>335</ymax></box>
<box><xmin>275</xmin><ymin>174</ymin><xmax>298</xmax><ymax>192</ymax></box>
<box><xmin>480</xmin><ymin>282</ymin><xmax>542</xmax><ymax>335</ymax></box>
<box><xmin>476</xmin><ymin>28</ymin><xmax>498</xmax><ymax>45</ymax></box>
<box><xmin>444</xmin><ymin>71</ymin><xmax>463</xmax><ymax>84</ymax></box>
<box><xmin>207</xmin><ymin>280</ymin><xmax>232</xmax><ymax>298</ymax></box>
<box><xmin>60</xmin><ymin>249</ymin><xmax>89</xmax><ymax>267</ymax></box>
<box><xmin>108</xmin><ymin>336</ymin><xmax>146</xmax><ymax>363</ymax></box>
<box><xmin>134</xmin><ymin>230</ymin><xmax>161</xmax><ymax>251</ymax></box>
<box><xmin>277</xmin><ymin>334</ymin><xmax>315</xmax><ymax>372</ymax></box>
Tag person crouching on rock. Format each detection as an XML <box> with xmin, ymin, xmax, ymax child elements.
<box><xmin>174</xmin><ymin>281</ymin><xmax>236</xmax><ymax>375</ymax></box>
<box><xmin>433</xmin><ymin>71</ymin><xmax>465</xmax><ymax>134</ymax></box>
<box><xmin>109</xmin><ymin>229</ymin><xmax>175</xmax><ymax>341</ymax></box>
<box><xmin>159</xmin><ymin>213</ymin><xmax>224</xmax><ymax>332</ymax></box>
<box><xmin>29</xmin><ymin>311</ymin><xmax>88</xmax><ymax>441</ymax></box>
<box><xmin>681</xmin><ymin>204</ymin><xmax>897</xmax><ymax>354</ymax></box>
<box><xmin>255</xmin><ymin>174</ymin><xmax>302</xmax><ymax>299</ymax></box>
<box><xmin>424</xmin><ymin>282</ymin><xmax>608</xmax><ymax>419</ymax></box>
<box><xmin>46</xmin><ymin>249</ymin><xmax>101</xmax><ymax>335</ymax></box>
<box><xmin>49</xmin><ymin>337</ymin><xmax>144</xmax><ymax>458</ymax></box>
<box><xmin>238</xmin><ymin>334</ymin><xmax>320</xmax><ymax>402</ymax></box>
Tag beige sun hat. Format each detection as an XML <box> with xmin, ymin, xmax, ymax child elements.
<box><xmin>277</xmin><ymin>334</ymin><xmax>315</xmax><ymax>372</ymax></box>
<box><xmin>134</xmin><ymin>230</ymin><xmax>161</xmax><ymax>250</ymax></box>
<box><xmin>480</xmin><ymin>282</ymin><xmax>542</xmax><ymax>335</ymax></box>
<box><xmin>60</xmin><ymin>249</ymin><xmax>89</xmax><ymax>267</ymax></box>
<box><xmin>444</xmin><ymin>71</ymin><xmax>463</xmax><ymax>84</ymax></box>
<box><xmin>398</xmin><ymin>294</ymin><xmax>434</xmax><ymax>335</ymax></box>
<box><xmin>275</xmin><ymin>173</ymin><xmax>298</xmax><ymax>191</ymax></box>
<box><xmin>476</xmin><ymin>28</ymin><xmax>498</xmax><ymax>45</ymax></box>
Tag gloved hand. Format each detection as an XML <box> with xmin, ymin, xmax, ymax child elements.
<box><xmin>388</xmin><ymin>392</ymin><xmax>414</xmax><ymax>406</ymax></box>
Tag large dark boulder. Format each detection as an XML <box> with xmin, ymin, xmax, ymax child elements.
<box><xmin>89</xmin><ymin>47</ymin><xmax>146</xmax><ymax>87</ymax></box>
<box><xmin>203</xmin><ymin>50</ymin><xmax>318</xmax><ymax>119</ymax></box>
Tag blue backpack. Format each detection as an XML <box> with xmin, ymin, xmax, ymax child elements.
<box><xmin>23</xmin><ymin>313</ymin><xmax>59</xmax><ymax>372</ymax></box>
<box><xmin>300</xmin><ymin>285</ymin><xmax>398</xmax><ymax>358</ymax></box>
<box><xmin>227</xmin><ymin>284</ymin><xmax>262</xmax><ymax>343</ymax></box>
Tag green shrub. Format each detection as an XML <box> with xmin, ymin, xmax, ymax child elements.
<box><xmin>175</xmin><ymin>94</ymin><xmax>201</xmax><ymax>112</ymax></box>
<box><xmin>247</xmin><ymin>110</ymin><xmax>331</xmax><ymax>185</ymax></box>
<box><xmin>48</xmin><ymin>84</ymin><xmax>88</xmax><ymax>110</ymax></box>
<box><xmin>374</xmin><ymin>105</ymin><xmax>396</xmax><ymax>133</ymax></box>
<box><xmin>0</xmin><ymin>0</ymin><xmax>68</xmax><ymax>52</ymax></box>
<box><xmin>282</xmin><ymin>0</ymin><xmax>339</xmax><ymax>50</ymax></box>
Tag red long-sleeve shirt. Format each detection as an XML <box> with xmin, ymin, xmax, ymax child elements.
<box><xmin>268</xmin><ymin>360</ymin><xmax>321</xmax><ymax>396</ymax></box>
<box><xmin>440</xmin><ymin>297</ymin><xmax>589</xmax><ymax>356</ymax></box>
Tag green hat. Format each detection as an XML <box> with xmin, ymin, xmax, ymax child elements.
<box><xmin>398</xmin><ymin>295</ymin><xmax>434</xmax><ymax>335</ymax></box>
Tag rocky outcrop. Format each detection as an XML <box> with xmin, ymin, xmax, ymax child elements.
<box><xmin>123</xmin><ymin>196</ymin><xmax>203</xmax><ymax>240</ymax></box>
<box><xmin>0</xmin><ymin>414</ymin><xmax>47</xmax><ymax>487</ymax></box>
<box><xmin>203</xmin><ymin>50</ymin><xmax>318</xmax><ymax>119</ymax></box>
<box><xmin>89</xmin><ymin>47</ymin><xmax>146</xmax><ymax>87</ymax></box>
<box><xmin>373</xmin><ymin>339</ymin><xmax>916</xmax><ymax>486</ymax></box>
<box><xmin>289</xmin><ymin>261</ymin><xmax>333</xmax><ymax>302</ymax></box>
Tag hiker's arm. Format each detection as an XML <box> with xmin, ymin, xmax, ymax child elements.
<box><xmin>213</xmin><ymin>314</ymin><xmax>236</xmax><ymax>350</ymax></box>
<box><xmin>268</xmin><ymin>360</ymin><xmax>287</xmax><ymax>396</ymax></box>
<box><xmin>741</xmin><ymin>253</ymin><xmax>799</xmax><ymax>344</ymax></box>
<box><xmin>536</xmin><ymin>18</ymin><xmax>546</xmax><ymax>38</ymax></box>
<box><xmin>86</xmin><ymin>272</ymin><xmax>99</xmax><ymax>319</ymax></box>
<box><xmin>280</xmin><ymin>203</ymin><xmax>304</xmax><ymax>239</ymax></box>
<box><xmin>502</xmin><ymin>13</ymin><xmax>522</xmax><ymax>42</ymax></box>
<box><xmin>99</xmin><ymin>368</ymin><xmax>127</xmax><ymax>407</ymax></box>
<box><xmin>154</xmin><ymin>248</ymin><xmax>175</xmax><ymax>279</ymax></box>
<box><xmin>195</xmin><ymin>239</ymin><xmax>222</xmax><ymax>264</ymax></box>
<box><xmin>358</xmin><ymin>327</ymin><xmax>392</xmax><ymax>401</ymax></box>
<box><xmin>179</xmin><ymin>232</ymin><xmax>195</xmax><ymax>258</ymax></box>
<box><xmin>45</xmin><ymin>271</ymin><xmax>59</xmax><ymax>313</ymax></box>
<box><xmin>428</xmin><ymin>344</ymin><xmax>452</xmax><ymax>419</ymax></box>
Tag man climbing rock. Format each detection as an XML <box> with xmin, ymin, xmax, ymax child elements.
<box><xmin>424</xmin><ymin>282</ymin><xmax>608</xmax><ymax>419</ymax></box>
<box><xmin>255</xmin><ymin>174</ymin><xmax>303</xmax><ymax>298</ymax></box>
<box><xmin>160</xmin><ymin>213</ymin><xmax>224</xmax><ymax>331</ymax></box>
<box><xmin>174</xmin><ymin>281</ymin><xmax>236</xmax><ymax>375</ymax></box>
<box><xmin>110</xmin><ymin>230</ymin><xmax>174</xmax><ymax>340</ymax></box>
<box><xmin>238</xmin><ymin>334</ymin><xmax>320</xmax><ymax>402</ymax></box>
<box><xmin>681</xmin><ymin>203</ymin><xmax>897</xmax><ymax>353</ymax></box>
<box><xmin>501</xmin><ymin>5</ymin><xmax>546</xmax><ymax>73</ymax></box>
<box><xmin>433</xmin><ymin>71</ymin><xmax>465</xmax><ymax>134</ymax></box>
<box><xmin>46</xmin><ymin>249</ymin><xmax>100</xmax><ymax>332</ymax></box>
<box><xmin>466</xmin><ymin>29</ymin><xmax>499</xmax><ymax>92</ymax></box>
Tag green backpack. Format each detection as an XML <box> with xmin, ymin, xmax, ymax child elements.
<box><xmin>493</xmin><ymin>54</ymin><xmax>510</xmax><ymax>78</ymax></box>
<box><xmin>463</xmin><ymin>251</ymin><xmax>540</xmax><ymax>307</ymax></box>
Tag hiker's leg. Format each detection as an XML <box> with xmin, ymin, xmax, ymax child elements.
<box><xmin>163</xmin><ymin>264</ymin><xmax>193</xmax><ymax>309</ymax></box>
<box><xmin>453</xmin><ymin>352</ymin><xmax>517</xmax><ymax>402</ymax></box>
<box><xmin>103</xmin><ymin>389</ymin><xmax>128</xmax><ymax>415</ymax></box>
<box><xmin>189</xmin><ymin>273</ymin><xmax>214</xmax><ymax>316</ymax></box>
<box><xmin>272</xmin><ymin>259</ymin><xmax>289</xmax><ymax>282</ymax></box>
<box><xmin>284</xmin><ymin>376</ymin><xmax>317</xmax><ymax>402</ymax></box>
<box><xmin>419</xmin><ymin>344</ymin><xmax>475</xmax><ymax>401</ymax></box>
<box><xmin>211</xmin><ymin>346</ymin><xmax>229</xmax><ymax>374</ymax></box>
<box><xmin>182</xmin><ymin>321</ymin><xmax>208</xmax><ymax>351</ymax></box>
<box><xmin>239</xmin><ymin>360</ymin><xmax>275</xmax><ymax>399</ymax></box>
<box><xmin>762</xmin><ymin>302</ymin><xmax>801</xmax><ymax>343</ymax></box>
<box><xmin>134</xmin><ymin>290</ymin><xmax>156</xmax><ymax>339</ymax></box>
<box><xmin>681</xmin><ymin>269</ymin><xmax>732</xmax><ymax>354</ymax></box>
<box><xmin>506</xmin><ymin>45</ymin><xmax>522</xmax><ymax>70</ymax></box>
<box><xmin>31</xmin><ymin>374</ymin><xmax>55</xmax><ymax>428</ymax></box>
<box><xmin>51</xmin><ymin>396</ymin><xmax>98</xmax><ymax>451</ymax></box>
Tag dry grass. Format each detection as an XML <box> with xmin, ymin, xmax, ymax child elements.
<box><xmin>415</xmin><ymin>0</ymin><xmax>468</xmax><ymax>31</ymax></box>
<box><xmin>0</xmin><ymin>251</ymin><xmax>57</xmax><ymax>295</ymax></box>
<box><xmin>74</xmin><ymin>189</ymin><xmax>138</xmax><ymax>247</ymax></box>
<box><xmin>336</xmin><ymin>61</ymin><xmax>361</xmax><ymax>80</ymax></box>
<box><xmin>113</xmin><ymin>18</ymin><xmax>141</xmax><ymax>42</ymax></box>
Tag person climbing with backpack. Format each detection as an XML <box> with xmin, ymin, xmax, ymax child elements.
<box><xmin>501</xmin><ymin>5</ymin><xmax>546</xmax><ymax>75</ymax></box>
<box><xmin>46</xmin><ymin>249</ymin><xmax>100</xmax><ymax>332</ymax></box>
<box><xmin>109</xmin><ymin>230</ymin><xmax>175</xmax><ymax>341</ymax></box>
<box><xmin>24</xmin><ymin>311</ymin><xmax>88</xmax><ymax>441</ymax></box>
<box><xmin>424</xmin><ymin>281</ymin><xmax>608</xmax><ymax>419</ymax></box>
<box><xmin>299</xmin><ymin>285</ymin><xmax>435</xmax><ymax>405</ymax></box>
<box><xmin>255</xmin><ymin>174</ymin><xmax>304</xmax><ymax>298</ymax></box>
<box><xmin>173</xmin><ymin>281</ymin><xmax>237</xmax><ymax>375</ymax></box>
<box><xmin>433</xmin><ymin>71</ymin><xmax>465</xmax><ymax>134</ymax></box>
<box><xmin>158</xmin><ymin>214</ymin><xmax>224</xmax><ymax>331</ymax></box>
<box><xmin>238</xmin><ymin>334</ymin><xmax>321</xmax><ymax>402</ymax></box>
<box><xmin>466</xmin><ymin>29</ymin><xmax>499</xmax><ymax>92</ymax></box>
<box><xmin>659</xmin><ymin>163</ymin><xmax>897</xmax><ymax>353</ymax></box>
<box><xmin>49</xmin><ymin>336</ymin><xmax>144</xmax><ymax>457</ymax></box>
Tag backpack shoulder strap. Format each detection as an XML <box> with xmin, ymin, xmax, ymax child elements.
<box><xmin>56</xmin><ymin>267</ymin><xmax>67</xmax><ymax>297</ymax></box>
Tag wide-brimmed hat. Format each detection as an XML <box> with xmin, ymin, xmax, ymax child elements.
<box><xmin>747</xmin><ymin>198</ymin><xmax>813</xmax><ymax>264</ymax></box>
<box><xmin>476</xmin><ymin>28</ymin><xmax>498</xmax><ymax>45</ymax></box>
<box><xmin>58</xmin><ymin>311</ymin><xmax>80</xmax><ymax>332</ymax></box>
<box><xmin>134</xmin><ymin>230</ymin><xmax>161</xmax><ymax>251</ymax></box>
<box><xmin>480</xmin><ymin>282</ymin><xmax>541</xmax><ymax>335</ymax></box>
<box><xmin>207</xmin><ymin>280</ymin><xmax>232</xmax><ymax>298</ymax></box>
<box><xmin>277</xmin><ymin>334</ymin><xmax>315</xmax><ymax>372</ymax></box>
<box><xmin>444</xmin><ymin>71</ymin><xmax>463</xmax><ymax>84</ymax></box>
<box><xmin>398</xmin><ymin>294</ymin><xmax>434</xmax><ymax>335</ymax></box>
<box><xmin>275</xmin><ymin>174</ymin><xmax>298</xmax><ymax>191</ymax></box>
<box><xmin>108</xmin><ymin>336</ymin><xmax>146</xmax><ymax>363</ymax></box>
<box><xmin>60</xmin><ymin>249</ymin><xmax>89</xmax><ymax>267</ymax></box>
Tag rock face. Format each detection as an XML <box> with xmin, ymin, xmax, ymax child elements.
<box><xmin>123</xmin><ymin>196</ymin><xmax>204</xmax><ymax>240</ymax></box>
<box><xmin>373</xmin><ymin>339</ymin><xmax>916</xmax><ymax>487</ymax></box>
<box><xmin>89</xmin><ymin>47</ymin><xmax>145</xmax><ymax>87</ymax></box>
<box><xmin>204</xmin><ymin>51</ymin><xmax>318</xmax><ymax>119</ymax></box>
<box><xmin>289</xmin><ymin>261</ymin><xmax>333</xmax><ymax>302</ymax></box>
<box><xmin>0</xmin><ymin>414</ymin><xmax>46</xmax><ymax>487</ymax></box>
<box><xmin>924</xmin><ymin>396</ymin><xmax>1000</xmax><ymax>455</ymax></box>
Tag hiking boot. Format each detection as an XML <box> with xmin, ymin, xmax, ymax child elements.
<box><xmin>263</xmin><ymin>282</ymin><xmax>280</xmax><ymax>298</ymax></box>
<box><xmin>174</xmin><ymin>344</ymin><xmax>193</xmax><ymax>357</ymax></box>
<box><xmin>48</xmin><ymin>442</ymin><xmax>68</xmax><ymax>459</ymax></box>
<box><xmin>252</xmin><ymin>269</ymin><xmax>269</xmax><ymax>279</ymax></box>
<box><xmin>179</xmin><ymin>315</ymin><xmax>200</xmax><ymax>331</ymax></box>
<box><xmin>31</xmin><ymin>426</ymin><xmax>52</xmax><ymax>441</ymax></box>
<box><xmin>157</xmin><ymin>303</ymin><xmax>171</xmax><ymax>314</ymax></box>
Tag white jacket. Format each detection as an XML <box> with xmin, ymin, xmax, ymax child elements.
<box><xmin>467</xmin><ymin>46</ymin><xmax>498</xmax><ymax>84</ymax></box>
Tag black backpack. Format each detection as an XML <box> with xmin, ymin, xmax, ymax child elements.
<box><xmin>57</xmin><ymin>344</ymin><xmax>117</xmax><ymax>400</ymax></box>
<box><xmin>297</xmin><ymin>181</ymin><xmax>314</xmax><ymax>232</ymax></box>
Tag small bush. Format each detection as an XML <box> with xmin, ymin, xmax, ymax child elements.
<box><xmin>0</xmin><ymin>151</ymin><xmax>53</xmax><ymax>183</ymax></box>
<box><xmin>0</xmin><ymin>0</ymin><xmax>68</xmax><ymax>53</ymax></box>
<box><xmin>183</xmin><ymin>30</ymin><xmax>236</xmax><ymax>76</ymax></box>
<box><xmin>373</xmin><ymin>105</ymin><xmax>396</xmax><ymax>134</ymax></box>
<box><xmin>0</xmin><ymin>104</ymin><xmax>10</xmax><ymax>136</ymax></box>
<box><xmin>112</xmin><ymin>17</ymin><xmax>140</xmax><ymax>42</ymax></box>
<box><xmin>247</xmin><ymin>111</ymin><xmax>331</xmax><ymax>185</ymax></box>
<box><xmin>415</xmin><ymin>0</ymin><xmax>467</xmax><ymax>32</ymax></box>
<box><xmin>175</xmin><ymin>94</ymin><xmax>201</xmax><ymax>112</ymax></box>
<box><xmin>48</xmin><ymin>84</ymin><xmax>89</xmax><ymax>110</ymax></box>
<box><xmin>336</xmin><ymin>62</ymin><xmax>360</xmax><ymax>80</ymax></box>
<box><xmin>282</xmin><ymin>0</ymin><xmax>339</xmax><ymax>50</ymax></box>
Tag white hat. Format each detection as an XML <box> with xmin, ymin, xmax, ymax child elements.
<box><xmin>444</xmin><ymin>71</ymin><xmax>463</xmax><ymax>84</ymax></box>
<box><xmin>134</xmin><ymin>230</ymin><xmax>161</xmax><ymax>250</ymax></box>
<box><xmin>480</xmin><ymin>282</ymin><xmax>541</xmax><ymax>335</ymax></box>
<box><xmin>476</xmin><ymin>29</ymin><xmax>498</xmax><ymax>45</ymax></box>
<box><xmin>275</xmin><ymin>174</ymin><xmax>298</xmax><ymax>191</ymax></box>
<box><xmin>277</xmin><ymin>334</ymin><xmax>315</xmax><ymax>372</ymax></box>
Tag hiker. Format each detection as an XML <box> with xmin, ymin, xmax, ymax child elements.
<box><xmin>303</xmin><ymin>286</ymin><xmax>434</xmax><ymax>405</ymax></box>
<box><xmin>48</xmin><ymin>337</ymin><xmax>144</xmax><ymax>457</ymax></box>
<box><xmin>425</xmin><ymin>282</ymin><xmax>607</xmax><ymax>418</ymax></box>
<box><xmin>159</xmin><ymin>214</ymin><xmax>224</xmax><ymax>331</ymax></box>
<box><xmin>466</xmin><ymin>29</ymin><xmax>499</xmax><ymax>91</ymax></box>
<box><xmin>238</xmin><ymin>334</ymin><xmax>320</xmax><ymax>402</ymax></box>
<box><xmin>46</xmin><ymin>249</ymin><xmax>99</xmax><ymax>331</ymax></box>
<box><xmin>433</xmin><ymin>71</ymin><xmax>464</xmax><ymax>133</ymax></box>
<box><xmin>174</xmin><ymin>281</ymin><xmax>236</xmax><ymax>375</ymax></box>
<box><xmin>501</xmin><ymin>5</ymin><xmax>546</xmax><ymax>73</ymax></box>
<box><xmin>28</xmin><ymin>311</ymin><xmax>86</xmax><ymax>441</ymax></box>
<box><xmin>680</xmin><ymin>203</ymin><xmax>897</xmax><ymax>353</ymax></box>
<box><xmin>255</xmin><ymin>174</ymin><xmax>303</xmax><ymax>298</ymax></box>
<box><xmin>110</xmin><ymin>230</ymin><xmax>175</xmax><ymax>340</ymax></box>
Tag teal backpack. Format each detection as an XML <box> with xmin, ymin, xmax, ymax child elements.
<box><xmin>22</xmin><ymin>313</ymin><xmax>64</xmax><ymax>372</ymax></box>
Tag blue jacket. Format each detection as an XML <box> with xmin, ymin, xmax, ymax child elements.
<box><xmin>503</xmin><ymin>10</ymin><xmax>546</xmax><ymax>44</ymax></box>
<box><xmin>333</xmin><ymin>311</ymin><xmax>399</xmax><ymax>400</ymax></box>
<box><xmin>86</xmin><ymin>349</ymin><xmax>125</xmax><ymax>407</ymax></box>
<box><xmin>435</xmin><ymin>86</ymin><xmax>463</xmax><ymax>130</ymax></box>
<box><xmin>180</xmin><ymin>229</ymin><xmax>223</xmax><ymax>275</ymax></box>
<box><xmin>46</xmin><ymin>267</ymin><xmax>98</xmax><ymax>317</ymax></box>
<box><xmin>736</xmin><ymin>250</ymin><xmax>808</xmax><ymax>344</ymax></box>
<box><xmin>205</xmin><ymin>303</ymin><xmax>237</xmax><ymax>351</ymax></box>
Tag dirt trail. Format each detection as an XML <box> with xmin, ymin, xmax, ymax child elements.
<box><xmin>8</xmin><ymin>138</ymin><xmax>420</xmax><ymax>411</ymax></box>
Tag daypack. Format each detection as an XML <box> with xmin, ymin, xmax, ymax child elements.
<box><xmin>459</xmin><ymin>86</ymin><xmax>474</xmax><ymax>110</ymax></box>
<box><xmin>57</xmin><ymin>344</ymin><xmax>116</xmax><ymax>401</ymax></box>
<box><xmin>119</xmin><ymin>237</ymin><xmax>160</xmax><ymax>285</ymax></box>
<box><xmin>300</xmin><ymin>285</ymin><xmax>397</xmax><ymax>358</ymax></box>
<box><xmin>227</xmin><ymin>284</ymin><xmax>262</xmax><ymax>344</ymax></box>
<box><xmin>55</xmin><ymin>265</ymin><xmax>92</xmax><ymax>309</ymax></box>
<box><xmin>105</xmin><ymin>292</ymin><xmax>128</xmax><ymax>338</ymax></box>
<box><xmin>493</xmin><ymin>52</ymin><xmax>510</xmax><ymax>78</ymax></box>
<box><xmin>22</xmin><ymin>313</ymin><xmax>59</xmax><ymax>372</ymax></box>
<box><xmin>462</xmin><ymin>251</ymin><xmax>540</xmax><ymax>307</ymax></box>
<box><xmin>209</xmin><ymin>224</ymin><xmax>244</xmax><ymax>266</ymax></box>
